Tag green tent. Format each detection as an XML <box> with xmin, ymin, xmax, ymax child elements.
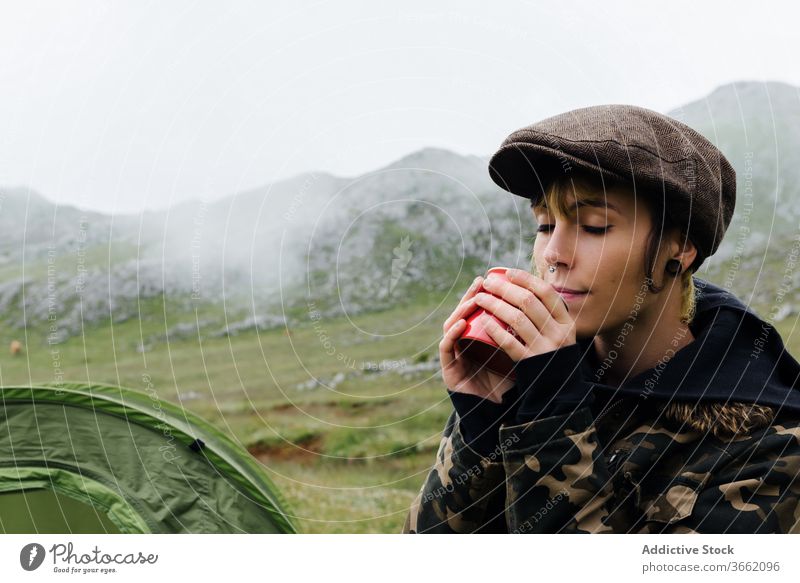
<box><xmin>0</xmin><ymin>382</ymin><xmax>296</xmax><ymax>533</ymax></box>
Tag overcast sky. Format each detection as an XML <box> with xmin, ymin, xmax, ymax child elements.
<box><xmin>1</xmin><ymin>0</ymin><xmax>798</xmax><ymax>213</ymax></box>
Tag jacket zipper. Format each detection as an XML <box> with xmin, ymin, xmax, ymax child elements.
<box><xmin>607</xmin><ymin>447</ymin><xmax>630</xmax><ymax>475</ymax></box>
<box><xmin>594</xmin><ymin>396</ymin><xmax>627</xmax><ymax>425</ymax></box>
<box><xmin>595</xmin><ymin>397</ymin><xmax>633</xmax><ymax>477</ymax></box>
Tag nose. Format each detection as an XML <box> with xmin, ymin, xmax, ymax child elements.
<box><xmin>540</xmin><ymin>222</ymin><xmax>576</xmax><ymax>270</ymax></box>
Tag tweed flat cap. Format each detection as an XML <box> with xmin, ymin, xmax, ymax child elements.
<box><xmin>488</xmin><ymin>104</ymin><xmax>736</xmax><ymax>272</ymax></box>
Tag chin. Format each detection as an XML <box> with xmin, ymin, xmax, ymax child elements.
<box><xmin>574</xmin><ymin>324</ymin><xmax>596</xmax><ymax>341</ymax></box>
<box><xmin>574</xmin><ymin>316</ymin><xmax>610</xmax><ymax>341</ymax></box>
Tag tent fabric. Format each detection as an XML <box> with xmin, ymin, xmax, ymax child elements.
<box><xmin>0</xmin><ymin>467</ymin><xmax>147</xmax><ymax>533</ymax></box>
<box><xmin>0</xmin><ymin>382</ymin><xmax>296</xmax><ymax>534</ymax></box>
<box><xmin>0</xmin><ymin>490</ymin><xmax>122</xmax><ymax>533</ymax></box>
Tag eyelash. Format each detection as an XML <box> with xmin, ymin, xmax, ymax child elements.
<box><xmin>535</xmin><ymin>224</ymin><xmax>612</xmax><ymax>235</ymax></box>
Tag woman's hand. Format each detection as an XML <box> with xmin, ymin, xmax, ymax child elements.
<box><xmin>474</xmin><ymin>268</ymin><xmax>577</xmax><ymax>360</ymax></box>
<box><xmin>439</xmin><ymin>275</ymin><xmax>517</xmax><ymax>404</ymax></box>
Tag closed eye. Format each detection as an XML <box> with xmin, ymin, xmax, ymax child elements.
<box><xmin>536</xmin><ymin>224</ymin><xmax>612</xmax><ymax>235</ymax></box>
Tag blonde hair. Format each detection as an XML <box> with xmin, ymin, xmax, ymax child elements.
<box><xmin>529</xmin><ymin>173</ymin><xmax>697</xmax><ymax>326</ymax></box>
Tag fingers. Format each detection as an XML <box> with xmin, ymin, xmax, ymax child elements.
<box><xmin>482</xmin><ymin>317</ymin><xmax>526</xmax><ymax>362</ymax></box>
<box><xmin>473</xmin><ymin>292</ymin><xmax>540</xmax><ymax>345</ymax></box>
<box><xmin>443</xmin><ymin>296</ymin><xmax>479</xmax><ymax>334</ymax></box>
<box><xmin>442</xmin><ymin>276</ymin><xmax>483</xmax><ymax>333</ymax></box>
<box><xmin>439</xmin><ymin>318</ymin><xmax>466</xmax><ymax>372</ymax></box>
<box><xmin>511</xmin><ymin>268</ymin><xmax>571</xmax><ymax>322</ymax></box>
<box><xmin>481</xmin><ymin>275</ymin><xmax>552</xmax><ymax>338</ymax></box>
<box><xmin>503</xmin><ymin>268</ymin><xmax>571</xmax><ymax>324</ymax></box>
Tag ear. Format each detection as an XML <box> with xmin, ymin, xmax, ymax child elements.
<box><xmin>673</xmin><ymin>231</ymin><xmax>698</xmax><ymax>272</ymax></box>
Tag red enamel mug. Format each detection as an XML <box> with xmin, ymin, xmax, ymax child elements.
<box><xmin>455</xmin><ymin>266</ymin><xmax>522</xmax><ymax>379</ymax></box>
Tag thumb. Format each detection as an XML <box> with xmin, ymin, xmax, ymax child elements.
<box><xmin>440</xmin><ymin>319</ymin><xmax>466</xmax><ymax>370</ymax></box>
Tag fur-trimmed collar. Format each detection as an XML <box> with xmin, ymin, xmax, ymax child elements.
<box><xmin>664</xmin><ymin>401</ymin><xmax>774</xmax><ymax>439</ymax></box>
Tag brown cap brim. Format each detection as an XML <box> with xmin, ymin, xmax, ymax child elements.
<box><xmin>488</xmin><ymin>141</ymin><xmax>629</xmax><ymax>204</ymax></box>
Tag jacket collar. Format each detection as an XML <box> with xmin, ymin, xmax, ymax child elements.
<box><xmin>580</xmin><ymin>277</ymin><xmax>800</xmax><ymax>430</ymax></box>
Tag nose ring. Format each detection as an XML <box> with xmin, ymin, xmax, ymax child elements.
<box><xmin>548</xmin><ymin>265</ymin><xmax>556</xmax><ymax>273</ymax></box>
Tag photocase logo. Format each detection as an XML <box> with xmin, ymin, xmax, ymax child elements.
<box><xmin>20</xmin><ymin>543</ymin><xmax>46</xmax><ymax>571</ymax></box>
<box><xmin>389</xmin><ymin>235</ymin><xmax>413</xmax><ymax>295</ymax></box>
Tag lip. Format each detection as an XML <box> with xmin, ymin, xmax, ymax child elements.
<box><xmin>551</xmin><ymin>286</ymin><xmax>588</xmax><ymax>295</ymax></box>
<box><xmin>552</xmin><ymin>286</ymin><xmax>589</xmax><ymax>302</ymax></box>
<box><xmin>558</xmin><ymin>292</ymin><xmax>588</xmax><ymax>303</ymax></box>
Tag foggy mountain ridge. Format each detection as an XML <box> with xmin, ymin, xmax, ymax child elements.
<box><xmin>1</xmin><ymin>81</ymin><xmax>799</xmax><ymax>342</ymax></box>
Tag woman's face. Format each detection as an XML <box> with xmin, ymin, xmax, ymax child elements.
<box><xmin>532</xmin><ymin>179</ymin><xmax>665</xmax><ymax>339</ymax></box>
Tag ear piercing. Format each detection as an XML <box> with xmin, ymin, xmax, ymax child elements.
<box><xmin>666</xmin><ymin>259</ymin><xmax>682</xmax><ymax>276</ymax></box>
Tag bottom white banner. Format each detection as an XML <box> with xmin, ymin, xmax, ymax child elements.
<box><xmin>0</xmin><ymin>534</ymin><xmax>797</xmax><ymax>582</ymax></box>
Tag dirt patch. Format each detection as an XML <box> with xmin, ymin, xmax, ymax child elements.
<box><xmin>248</xmin><ymin>433</ymin><xmax>324</xmax><ymax>463</ymax></box>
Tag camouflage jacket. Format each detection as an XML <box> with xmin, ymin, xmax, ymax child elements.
<box><xmin>403</xmin><ymin>279</ymin><xmax>800</xmax><ymax>534</ymax></box>
<box><xmin>402</xmin><ymin>394</ymin><xmax>800</xmax><ymax>533</ymax></box>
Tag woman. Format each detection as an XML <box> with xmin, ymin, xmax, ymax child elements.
<box><xmin>402</xmin><ymin>104</ymin><xmax>800</xmax><ymax>534</ymax></box>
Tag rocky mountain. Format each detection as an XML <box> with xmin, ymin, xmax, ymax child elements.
<box><xmin>0</xmin><ymin>148</ymin><xmax>528</xmax><ymax>341</ymax></box>
<box><xmin>668</xmin><ymin>81</ymin><xmax>800</xmax><ymax>263</ymax></box>
<box><xmin>2</xmin><ymin>80</ymin><xmax>799</xmax><ymax>342</ymax></box>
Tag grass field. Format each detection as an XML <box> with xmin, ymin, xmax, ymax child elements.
<box><xmin>2</xmin><ymin>268</ymin><xmax>800</xmax><ymax>533</ymax></box>
<box><xmin>0</xmin><ymin>288</ymin><xmax>463</xmax><ymax>533</ymax></box>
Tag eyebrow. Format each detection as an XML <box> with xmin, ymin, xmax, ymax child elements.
<box><xmin>531</xmin><ymin>199</ymin><xmax>621</xmax><ymax>214</ymax></box>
